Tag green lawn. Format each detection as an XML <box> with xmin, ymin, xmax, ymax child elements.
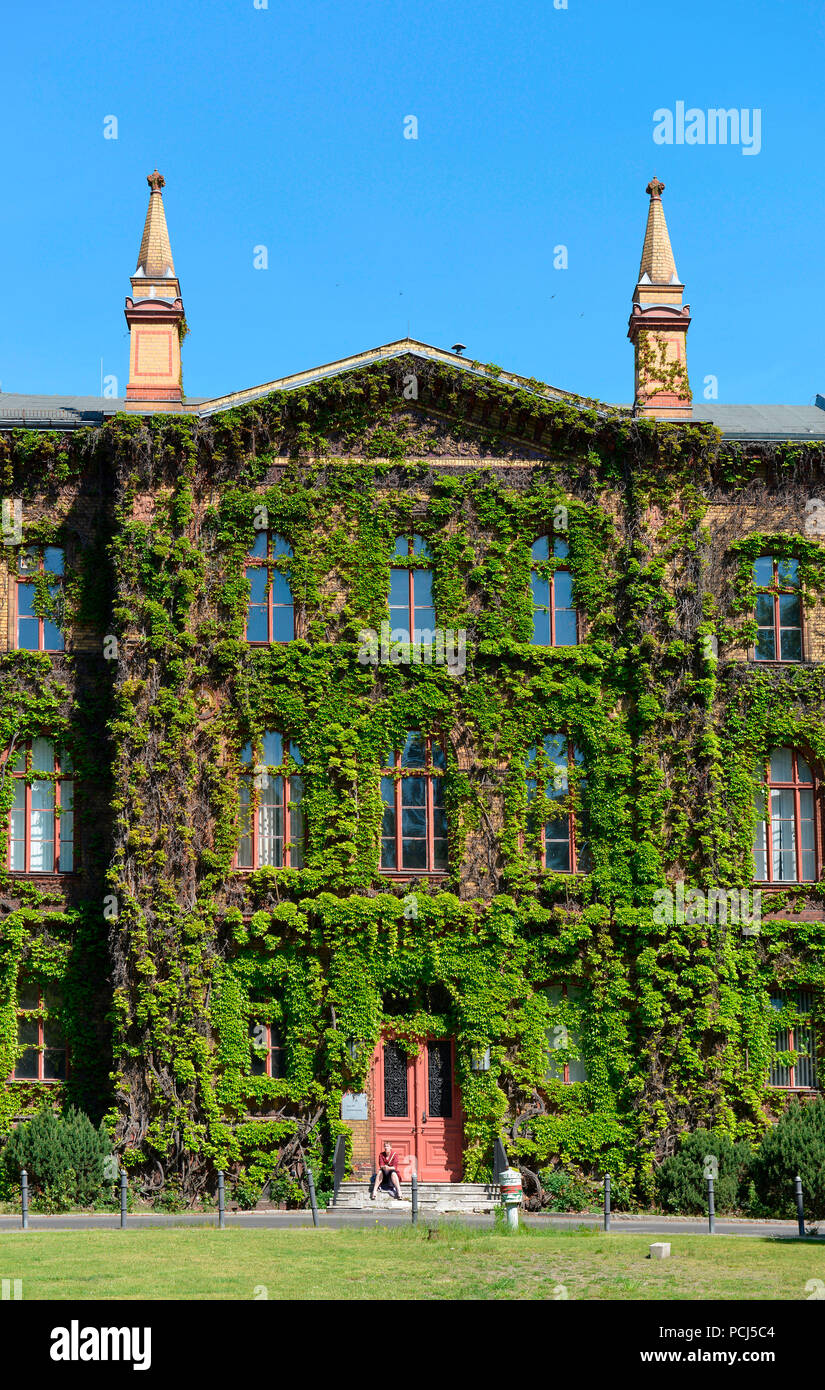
<box><xmin>0</xmin><ymin>1226</ymin><xmax>823</xmax><ymax>1299</ymax></box>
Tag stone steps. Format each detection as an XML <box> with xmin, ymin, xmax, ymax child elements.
<box><xmin>333</xmin><ymin>1182</ymin><xmax>501</xmax><ymax>1213</ymax></box>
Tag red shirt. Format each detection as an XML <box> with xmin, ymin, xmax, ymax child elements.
<box><xmin>379</xmin><ymin>1148</ymin><xmax>399</xmax><ymax>1169</ymax></box>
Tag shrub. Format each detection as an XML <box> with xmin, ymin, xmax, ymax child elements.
<box><xmin>538</xmin><ymin>1167</ymin><xmax>597</xmax><ymax>1212</ymax></box>
<box><xmin>655</xmin><ymin>1129</ymin><xmax>752</xmax><ymax>1215</ymax></box>
<box><xmin>750</xmin><ymin>1097</ymin><xmax>825</xmax><ymax>1219</ymax></box>
<box><xmin>0</xmin><ymin>1107</ymin><xmax>111</xmax><ymax>1211</ymax></box>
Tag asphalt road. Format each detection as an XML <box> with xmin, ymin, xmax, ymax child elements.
<box><xmin>0</xmin><ymin>1210</ymin><xmax>817</xmax><ymax>1237</ymax></box>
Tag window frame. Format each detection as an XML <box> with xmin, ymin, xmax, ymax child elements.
<box><xmin>5</xmin><ymin>737</ymin><xmax>75</xmax><ymax>875</ymax></box>
<box><xmin>234</xmin><ymin>734</ymin><xmax>305</xmax><ymax>871</ymax></box>
<box><xmin>753</xmin><ymin>748</ymin><xmax>820</xmax><ymax>885</ymax></box>
<box><xmin>15</xmin><ymin>545</ymin><xmax>65</xmax><ymax>653</ymax></box>
<box><xmin>388</xmin><ymin>534</ymin><xmax>435</xmax><ymax>643</ymax></box>
<box><xmin>380</xmin><ymin>732</ymin><xmax>448</xmax><ymax>877</ymax></box>
<box><xmin>9</xmin><ymin>982</ymin><xmax>69</xmax><ymax>1083</ymax></box>
<box><xmin>248</xmin><ymin>1019</ymin><xmax>285</xmax><ymax>1079</ymax></box>
<box><xmin>543</xmin><ymin>982</ymin><xmax>587</xmax><ymax>1086</ymax></box>
<box><xmin>530</xmin><ymin>535</ymin><xmax>578</xmax><ymax>648</ymax></box>
<box><xmin>752</xmin><ymin>555</ymin><xmax>804</xmax><ymax>664</ymax></box>
<box><xmin>245</xmin><ymin>531</ymin><xmax>295</xmax><ymax>644</ymax></box>
<box><xmin>525</xmin><ymin>735</ymin><xmax>587</xmax><ymax>875</ymax></box>
<box><xmin>768</xmin><ymin>989</ymin><xmax>818</xmax><ymax>1091</ymax></box>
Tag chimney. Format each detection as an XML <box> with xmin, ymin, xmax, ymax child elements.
<box><xmin>627</xmin><ymin>178</ymin><xmax>691</xmax><ymax>419</ymax></box>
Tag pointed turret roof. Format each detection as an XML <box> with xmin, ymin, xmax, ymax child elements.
<box><xmin>135</xmin><ymin>169</ymin><xmax>175</xmax><ymax>278</ymax></box>
<box><xmin>637</xmin><ymin>177</ymin><xmax>679</xmax><ymax>285</ymax></box>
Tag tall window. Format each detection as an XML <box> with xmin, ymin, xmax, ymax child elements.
<box><xmin>381</xmin><ymin>732</ymin><xmax>447</xmax><ymax>873</ymax></box>
<box><xmin>769</xmin><ymin>990</ymin><xmax>818</xmax><ymax>1089</ymax></box>
<box><xmin>11</xmin><ymin>981</ymin><xmax>67</xmax><ymax>1081</ymax></box>
<box><xmin>16</xmin><ymin>546</ymin><xmax>64</xmax><ymax>651</ymax></box>
<box><xmin>753</xmin><ymin>749</ymin><xmax>817</xmax><ymax>883</ymax></box>
<box><xmin>544</xmin><ymin>984</ymin><xmax>587</xmax><ymax>1084</ymax></box>
<box><xmin>248</xmin><ymin>1020</ymin><xmax>284</xmax><ymax>1078</ymax></box>
<box><xmin>246</xmin><ymin>532</ymin><xmax>294</xmax><ymax>643</ymax></box>
<box><xmin>526</xmin><ymin>735</ymin><xmax>587</xmax><ymax>873</ymax></box>
<box><xmin>7</xmin><ymin>738</ymin><xmax>74</xmax><ymax>873</ymax></box>
<box><xmin>753</xmin><ymin>556</ymin><xmax>802</xmax><ymax>662</ymax></box>
<box><xmin>389</xmin><ymin>535</ymin><xmax>435</xmax><ymax>642</ymax></box>
<box><xmin>531</xmin><ymin>536</ymin><xmax>577</xmax><ymax>646</ymax></box>
<box><xmin>236</xmin><ymin>733</ymin><xmax>304</xmax><ymax>869</ymax></box>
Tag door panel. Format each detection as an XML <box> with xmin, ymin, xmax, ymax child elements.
<box><xmin>371</xmin><ymin>1035</ymin><xmax>463</xmax><ymax>1181</ymax></box>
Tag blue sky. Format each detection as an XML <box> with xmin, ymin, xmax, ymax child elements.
<box><xmin>2</xmin><ymin>0</ymin><xmax>823</xmax><ymax>406</ymax></box>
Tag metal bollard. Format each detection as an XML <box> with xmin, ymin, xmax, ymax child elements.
<box><xmin>21</xmin><ymin>1169</ymin><xmax>28</xmax><ymax>1231</ymax></box>
<box><xmin>604</xmin><ymin>1173</ymin><xmax>611</xmax><ymax>1232</ymax></box>
<box><xmin>500</xmin><ymin>1167</ymin><xmax>522</xmax><ymax>1232</ymax></box>
<box><xmin>794</xmin><ymin>1175</ymin><xmax>805</xmax><ymax>1238</ymax></box>
<box><xmin>218</xmin><ymin>1170</ymin><xmax>225</xmax><ymax>1230</ymax></box>
<box><xmin>306</xmin><ymin>1165</ymin><xmax>319</xmax><ymax>1227</ymax></box>
<box><xmin>120</xmin><ymin>1170</ymin><xmax>128</xmax><ymax>1229</ymax></box>
<box><xmin>707</xmin><ymin>1176</ymin><xmax>715</xmax><ymax>1235</ymax></box>
<box><xmin>411</xmin><ymin>1172</ymin><xmax>418</xmax><ymax>1225</ymax></box>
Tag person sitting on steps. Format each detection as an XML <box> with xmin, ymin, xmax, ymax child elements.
<box><xmin>371</xmin><ymin>1142</ymin><xmax>402</xmax><ymax>1200</ymax></box>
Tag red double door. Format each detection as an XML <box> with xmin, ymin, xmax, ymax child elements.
<box><xmin>371</xmin><ymin>1036</ymin><xmax>463</xmax><ymax>1181</ymax></box>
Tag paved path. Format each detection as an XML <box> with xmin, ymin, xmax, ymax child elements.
<box><xmin>0</xmin><ymin>1210</ymin><xmax>817</xmax><ymax>1237</ymax></box>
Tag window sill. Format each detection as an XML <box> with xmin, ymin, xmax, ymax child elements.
<box><xmin>379</xmin><ymin>871</ymin><xmax>450</xmax><ymax>882</ymax></box>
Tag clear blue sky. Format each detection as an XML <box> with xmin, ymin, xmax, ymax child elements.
<box><xmin>2</xmin><ymin>0</ymin><xmax>823</xmax><ymax>406</ymax></box>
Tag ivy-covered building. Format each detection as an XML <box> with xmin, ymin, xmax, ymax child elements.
<box><xmin>2</xmin><ymin>171</ymin><xmax>825</xmax><ymax>1206</ymax></box>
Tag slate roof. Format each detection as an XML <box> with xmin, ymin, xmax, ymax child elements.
<box><xmin>689</xmin><ymin>401</ymin><xmax>825</xmax><ymax>440</ymax></box>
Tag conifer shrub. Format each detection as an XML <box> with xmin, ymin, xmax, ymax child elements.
<box><xmin>749</xmin><ymin>1097</ymin><xmax>825</xmax><ymax>1219</ymax></box>
<box><xmin>655</xmin><ymin>1129</ymin><xmax>753</xmax><ymax>1215</ymax></box>
<box><xmin>0</xmin><ymin>1107</ymin><xmax>111</xmax><ymax>1211</ymax></box>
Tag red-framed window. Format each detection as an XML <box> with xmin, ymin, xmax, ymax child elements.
<box><xmin>531</xmin><ymin>536</ymin><xmax>577</xmax><ymax>646</ymax></box>
<box><xmin>236</xmin><ymin>732</ymin><xmax>304</xmax><ymax>869</ymax></box>
<box><xmin>526</xmin><ymin>735</ymin><xmax>587</xmax><ymax>873</ymax></box>
<box><xmin>248</xmin><ymin>1020</ymin><xmax>284</xmax><ymax>1078</ymax></box>
<box><xmin>10</xmin><ymin>981</ymin><xmax>68</xmax><ymax>1082</ymax></box>
<box><xmin>769</xmin><ymin>990</ymin><xmax>818</xmax><ymax>1089</ymax></box>
<box><xmin>389</xmin><ymin>535</ymin><xmax>435</xmax><ymax>642</ymax></box>
<box><xmin>246</xmin><ymin>531</ymin><xmax>294</xmax><ymax>643</ymax></box>
<box><xmin>753</xmin><ymin>748</ymin><xmax>818</xmax><ymax>883</ymax></box>
<box><xmin>6</xmin><ymin>738</ymin><xmax>74</xmax><ymax>873</ymax></box>
<box><xmin>753</xmin><ymin>556</ymin><xmax>803</xmax><ymax>662</ymax></box>
<box><xmin>543</xmin><ymin>983</ymin><xmax>587</xmax><ymax>1084</ymax></box>
<box><xmin>380</xmin><ymin>732</ymin><xmax>447</xmax><ymax>874</ymax></box>
<box><xmin>16</xmin><ymin>546</ymin><xmax>65</xmax><ymax>652</ymax></box>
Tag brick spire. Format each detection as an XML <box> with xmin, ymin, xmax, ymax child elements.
<box><xmin>637</xmin><ymin>177</ymin><xmax>678</xmax><ymax>285</ymax></box>
<box><xmin>124</xmin><ymin>170</ymin><xmax>186</xmax><ymax>408</ymax></box>
<box><xmin>136</xmin><ymin>169</ymin><xmax>176</xmax><ymax>278</ymax></box>
<box><xmin>627</xmin><ymin>178</ymin><xmax>691</xmax><ymax>420</ymax></box>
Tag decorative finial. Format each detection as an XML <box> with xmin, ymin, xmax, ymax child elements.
<box><xmin>646</xmin><ymin>177</ymin><xmax>665</xmax><ymax>200</ymax></box>
<box><xmin>147</xmin><ymin>169</ymin><xmax>165</xmax><ymax>194</ymax></box>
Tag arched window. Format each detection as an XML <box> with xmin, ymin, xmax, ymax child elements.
<box><xmin>248</xmin><ymin>1020</ymin><xmax>284</xmax><ymax>1078</ymax></box>
<box><xmin>7</xmin><ymin>738</ymin><xmax>74</xmax><ymax>873</ymax></box>
<box><xmin>526</xmin><ymin>735</ymin><xmax>587</xmax><ymax>873</ymax></box>
<box><xmin>543</xmin><ymin>984</ymin><xmax>587</xmax><ymax>1084</ymax></box>
<box><xmin>236</xmin><ymin>733</ymin><xmax>304</xmax><ymax>869</ymax></box>
<box><xmin>246</xmin><ymin>532</ymin><xmax>294</xmax><ymax>643</ymax></box>
<box><xmin>381</xmin><ymin>731</ymin><xmax>447</xmax><ymax>873</ymax></box>
<box><xmin>753</xmin><ymin>749</ymin><xmax>818</xmax><ymax>883</ymax></box>
<box><xmin>16</xmin><ymin>546</ymin><xmax>64</xmax><ymax>652</ymax></box>
<box><xmin>531</xmin><ymin>536</ymin><xmax>577</xmax><ymax>646</ymax></box>
<box><xmin>769</xmin><ymin>990</ymin><xmax>818</xmax><ymax>1090</ymax></box>
<box><xmin>389</xmin><ymin>535</ymin><xmax>435</xmax><ymax>642</ymax></box>
<box><xmin>11</xmin><ymin>980</ymin><xmax>67</xmax><ymax>1082</ymax></box>
<box><xmin>753</xmin><ymin>556</ymin><xmax>802</xmax><ymax>662</ymax></box>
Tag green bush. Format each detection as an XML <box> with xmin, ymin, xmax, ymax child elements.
<box><xmin>750</xmin><ymin>1097</ymin><xmax>825</xmax><ymax>1219</ymax></box>
<box><xmin>0</xmin><ymin>1107</ymin><xmax>111</xmax><ymax>1211</ymax></box>
<box><xmin>538</xmin><ymin>1168</ymin><xmax>597</xmax><ymax>1212</ymax></box>
<box><xmin>655</xmin><ymin>1129</ymin><xmax>752</xmax><ymax>1215</ymax></box>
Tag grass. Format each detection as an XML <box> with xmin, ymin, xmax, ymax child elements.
<box><xmin>0</xmin><ymin>1225</ymin><xmax>823</xmax><ymax>1299</ymax></box>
